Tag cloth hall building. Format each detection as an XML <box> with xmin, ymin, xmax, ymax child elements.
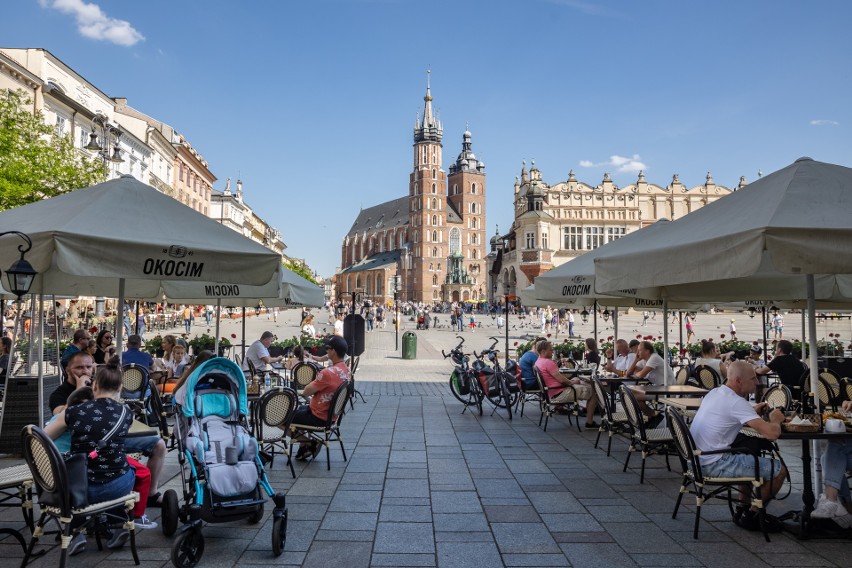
<box><xmin>339</xmin><ymin>78</ymin><xmax>487</xmax><ymax>305</ymax></box>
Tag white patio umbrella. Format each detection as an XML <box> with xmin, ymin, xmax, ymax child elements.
<box><xmin>595</xmin><ymin>157</ymin><xmax>852</xmax><ymax>403</ymax></box>
<box><xmin>0</xmin><ymin>175</ymin><xmax>282</xmax><ymax>424</ymax></box>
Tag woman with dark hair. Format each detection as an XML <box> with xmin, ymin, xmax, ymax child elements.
<box><xmin>94</xmin><ymin>329</ymin><xmax>114</xmax><ymax>364</ymax></box>
<box><xmin>695</xmin><ymin>339</ymin><xmax>733</xmax><ymax>379</ymax></box>
<box><xmin>44</xmin><ymin>358</ymin><xmax>134</xmax><ymax>553</ymax></box>
<box><xmin>584</xmin><ymin>337</ymin><xmax>601</xmax><ymax>367</ymax></box>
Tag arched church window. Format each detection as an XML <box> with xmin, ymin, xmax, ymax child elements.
<box><xmin>432</xmin><ymin>215</ymin><xmax>437</xmax><ymax>226</ymax></box>
<box><xmin>432</xmin><ymin>247</ymin><xmax>438</xmax><ymax>257</ymax></box>
<box><xmin>450</xmin><ymin>228</ymin><xmax>461</xmax><ymax>254</ymax></box>
<box><xmin>432</xmin><ymin>198</ymin><xmax>437</xmax><ymax>209</ymax></box>
<box><xmin>472</xmin><ymin>183</ymin><xmax>477</xmax><ymax>194</ymax></box>
<box><xmin>432</xmin><ymin>183</ymin><xmax>436</xmax><ymax>194</ymax></box>
<box><xmin>432</xmin><ymin>230</ymin><xmax>438</xmax><ymax>243</ymax></box>
<box><xmin>432</xmin><ymin>275</ymin><xmax>438</xmax><ymax>285</ymax></box>
<box><xmin>432</xmin><ymin>168</ymin><xmax>437</xmax><ymax>179</ymax></box>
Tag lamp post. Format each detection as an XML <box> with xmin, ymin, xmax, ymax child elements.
<box><xmin>393</xmin><ymin>275</ymin><xmax>401</xmax><ymax>350</ymax></box>
<box><xmin>503</xmin><ymin>280</ymin><xmax>510</xmax><ymax>365</ymax></box>
<box><xmin>84</xmin><ymin>114</ymin><xmax>124</xmax><ymax>175</ymax></box>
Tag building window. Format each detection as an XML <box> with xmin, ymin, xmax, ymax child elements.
<box><xmin>525</xmin><ymin>232</ymin><xmax>535</xmax><ymax>249</ymax></box>
<box><xmin>429</xmin><ymin>263</ymin><xmax>433</xmax><ymax>271</ymax></box>
<box><xmin>453</xmin><ymin>183</ymin><xmax>458</xmax><ymax>195</ymax></box>
<box><xmin>414</xmin><ymin>183</ymin><xmax>418</xmax><ymax>194</ymax></box>
<box><xmin>472</xmin><ymin>249</ymin><xmax>478</xmax><ymax>259</ymax></box>
<box><xmin>431</xmin><ymin>198</ymin><xmax>437</xmax><ymax>209</ymax></box>
<box><xmin>432</xmin><ymin>168</ymin><xmax>437</xmax><ymax>179</ymax></box>
<box><xmin>432</xmin><ymin>215</ymin><xmax>438</xmax><ymax>226</ymax></box>
<box><xmin>585</xmin><ymin>226</ymin><xmax>604</xmax><ymax>250</ymax></box>
<box><xmin>437</xmin><ymin>263</ymin><xmax>441</xmax><ymax>271</ymax></box>
<box><xmin>432</xmin><ymin>274</ymin><xmax>438</xmax><ymax>285</ymax></box>
<box><xmin>607</xmin><ymin>227</ymin><xmax>626</xmax><ymax>242</ymax></box>
<box><xmin>55</xmin><ymin>115</ymin><xmax>66</xmax><ymax>136</ymax></box>
<box><xmin>431</xmin><ymin>183</ymin><xmax>436</xmax><ymax>194</ymax></box>
<box><xmin>563</xmin><ymin>227</ymin><xmax>581</xmax><ymax>250</ymax></box>
<box><xmin>542</xmin><ymin>232</ymin><xmax>548</xmax><ymax>249</ymax></box>
<box><xmin>472</xmin><ymin>182</ymin><xmax>477</xmax><ymax>194</ymax></box>
<box><xmin>433</xmin><ymin>290</ymin><xmax>438</xmax><ymax>300</ymax></box>
<box><xmin>432</xmin><ymin>247</ymin><xmax>438</xmax><ymax>257</ymax></box>
<box><xmin>471</xmin><ymin>233</ymin><xmax>478</xmax><ymax>245</ymax></box>
<box><xmin>432</xmin><ymin>230</ymin><xmax>438</xmax><ymax>242</ymax></box>
<box><xmin>471</xmin><ymin>217</ymin><xmax>478</xmax><ymax>229</ymax></box>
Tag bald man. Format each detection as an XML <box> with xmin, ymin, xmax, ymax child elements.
<box><xmin>690</xmin><ymin>361</ymin><xmax>788</xmax><ymax>532</ymax></box>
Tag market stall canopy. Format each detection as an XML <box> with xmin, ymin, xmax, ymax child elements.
<box><xmin>0</xmin><ymin>175</ymin><xmax>282</xmax><ymax>297</ymax></box>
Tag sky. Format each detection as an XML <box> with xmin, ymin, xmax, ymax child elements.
<box><xmin>4</xmin><ymin>0</ymin><xmax>852</xmax><ymax>277</ymax></box>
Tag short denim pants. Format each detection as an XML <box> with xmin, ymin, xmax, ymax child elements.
<box><xmin>702</xmin><ymin>452</ymin><xmax>778</xmax><ymax>480</ymax></box>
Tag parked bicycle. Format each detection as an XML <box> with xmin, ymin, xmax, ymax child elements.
<box><xmin>443</xmin><ymin>336</ymin><xmax>484</xmax><ymax>416</ymax></box>
<box><xmin>472</xmin><ymin>337</ymin><xmax>520</xmax><ymax>420</ymax></box>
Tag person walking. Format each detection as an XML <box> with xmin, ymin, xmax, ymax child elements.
<box><xmin>182</xmin><ymin>306</ymin><xmax>192</xmax><ymax>334</ymax></box>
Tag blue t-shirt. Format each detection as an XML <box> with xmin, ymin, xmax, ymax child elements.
<box><xmin>122</xmin><ymin>347</ymin><xmax>153</xmax><ymax>369</ymax></box>
<box><xmin>518</xmin><ymin>350</ymin><xmax>539</xmax><ymax>384</ymax></box>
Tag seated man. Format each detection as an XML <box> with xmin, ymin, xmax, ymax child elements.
<box><xmin>291</xmin><ymin>336</ymin><xmax>351</xmax><ymax>460</ymax></box>
<box><xmin>60</xmin><ymin>329</ymin><xmax>92</xmax><ymax>372</ymax></box>
<box><xmin>50</xmin><ymin>351</ymin><xmax>94</xmax><ymax>415</ymax></box>
<box><xmin>690</xmin><ymin>361</ymin><xmax>788</xmax><ymax>531</ymax></box>
<box><xmin>629</xmin><ymin>340</ymin><xmax>674</xmax><ymax>426</ymax></box>
<box><xmin>243</xmin><ymin>331</ymin><xmax>284</xmax><ymax>374</ymax></box>
<box><xmin>534</xmin><ymin>340</ymin><xmax>598</xmax><ymax>429</ymax></box>
<box><xmin>122</xmin><ymin>334</ymin><xmax>153</xmax><ymax>369</ymax></box>
<box><xmin>812</xmin><ymin>399</ymin><xmax>852</xmax><ymax>520</ymax></box>
<box><xmin>518</xmin><ymin>338</ymin><xmax>544</xmax><ymax>390</ymax></box>
<box><xmin>605</xmin><ymin>339</ymin><xmax>636</xmax><ymax>375</ymax></box>
<box><xmin>755</xmin><ymin>339</ymin><xmax>806</xmax><ymax>392</ymax></box>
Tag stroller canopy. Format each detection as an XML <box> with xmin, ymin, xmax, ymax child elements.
<box><xmin>180</xmin><ymin>357</ymin><xmax>248</xmax><ymax>418</ymax></box>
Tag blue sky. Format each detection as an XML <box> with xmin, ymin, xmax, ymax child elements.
<box><xmin>5</xmin><ymin>1</ymin><xmax>852</xmax><ymax>277</ymax></box>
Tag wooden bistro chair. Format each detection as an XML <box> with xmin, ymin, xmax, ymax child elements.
<box><xmin>290</xmin><ymin>381</ymin><xmax>351</xmax><ymax>470</ymax></box>
<box><xmin>0</xmin><ymin>463</ymin><xmax>35</xmax><ymax>555</ymax></box>
<box><xmin>839</xmin><ymin>377</ymin><xmax>852</xmax><ymax>403</ymax></box>
<box><xmin>253</xmin><ymin>387</ymin><xmax>298</xmax><ymax>478</ymax></box>
<box><xmin>761</xmin><ymin>384</ymin><xmax>793</xmax><ymax>411</ymax></box>
<box><xmin>620</xmin><ymin>385</ymin><xmax>673</xmax><ymax>484</ymax></box>
<box><xmin>590</xmin><ymin>375</ymin><xmax>630</xmax><ymax>457</ymax></box>
<box><xmin>21</xmin><ymin>426</ymin><xmax>141</xmax><ymax>568</ymax></box>
<box><xmin>515</xmin><ymin>372</ymin><xmax>543</xmax><ymax>419</ymax></box>
<box><xmin>120</xmin><ymin>363</ymin><xmax>149</xmax><ymax>406</ymax></box>
<box><xmin>666</xmin><ymin>407</ymin><xmax>771</xmax><ymax>542</ymax></box>
<box><xmin>674</xmin><ymin>365</ymin><xmax>692</xmax><ymax>386</ymax></box>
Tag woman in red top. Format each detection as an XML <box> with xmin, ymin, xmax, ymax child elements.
<box><xmin>291</xmin><ymin>336</ymin><xmax>351</xmax><ymax>460</ymax></box>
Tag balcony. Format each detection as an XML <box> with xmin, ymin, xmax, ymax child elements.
<box><xmin>148</xmin><ymin>173</ymin><xmax>175</xmax><ymax>197</ymax></box>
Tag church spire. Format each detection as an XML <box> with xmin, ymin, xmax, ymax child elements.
<box><xmin>414</xmin><ymin>68</ymin><xmax>443</xmax><ymax>143</ymax></box>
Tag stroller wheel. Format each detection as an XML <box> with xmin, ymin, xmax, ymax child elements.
<box><xmin>247</xmin><ymin>504</ymin><xmax>264</xmax><ymax>525</ymax></box>
<box><xmin>172</xmin><ymin>528</ymin><xmax>204</xmax><ymax>568</ymax></box>
<box><xmin>272</xmin><ymin>510</ymin><xmax>287</xmax><ymax>557</ymax></box>
<box><xmin>162</xmin><ymin>490</ymin><xmax>180</xmax><ymax>537</ymax></box>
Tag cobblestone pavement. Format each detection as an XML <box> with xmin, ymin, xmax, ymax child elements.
<box><xmin>1</xmin><ymin>308</ymin><xmax>848</xmax><ymax>567</ymax></box>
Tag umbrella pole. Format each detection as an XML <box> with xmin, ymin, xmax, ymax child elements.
<box><xmin>242</xmin><ymin>307</ymin><xmax>246</xmax><ymax>361</ymax></box>
<box><xmin>662</xmin><ymin>299</ymin><xmax>669</xmax><ymax>385</ymax></box>
<box><xmin>37</xmin><ymin>284</ymin><xmax>44</xmax><ymax>427</ymax></box>
<box><xmin>135</xmin><ymin>301</ymin><xmax>140</xmax><ymax>335</ymax></box>
<box><xmin>593</xmin><ymin>300</ymin><xmax>598</xmax><ymax>342</ymax></box>
<box><xmin>806</xmin><ymin>274</ymin><xmax>822</xmax><ymax>493</ymax></box>
<box><xmin>116</xmin><ymin>278</ymin><xmax>125</xmax><ymax>362</ymax></box>
<box><xmin>678</xmin><ymin>311</ymin><xmax>684</xmax><ymax>356</ymax></box>
<box><xmin>214</xmin><ymin>299</ymin><xmax>221</xmax><ymax>356</ymax></box>
<box><xmin>613</xmin><ymin>308</ymin><xmax>618</xmax><ymax>342</ymax></box>
<box><xmin>801</xmin><ymin>310</ymin><xmax>807</xmax><ymax>362</ymax></box>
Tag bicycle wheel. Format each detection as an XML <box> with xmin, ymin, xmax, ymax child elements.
<box><xmin>468</xmin><ymin>373</ymin><xmax>484</xmax><ymax>416</ymax></box>
<box><xmin>449</xmin><ymin>372</ymin><xmax>468</xmax><ymax>404</ymax></box>
<box><xmin>500</xmin><ymin>374</ymin><xmax>514</xmax><ymax>420</ymax></box>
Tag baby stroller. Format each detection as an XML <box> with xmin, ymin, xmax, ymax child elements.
<box><xmin>161</xmin><ymin>358</ymin><xmax>287</xmax><ymax>567</ymax></box>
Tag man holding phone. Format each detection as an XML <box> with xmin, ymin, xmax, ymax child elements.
<box><xmin>49</xmin><ymin>351</ymin><xmax>94</xmax><ymax>414</ymax></box>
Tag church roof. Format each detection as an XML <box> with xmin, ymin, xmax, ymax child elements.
<box><xmin>346</xmin><ymin>196</ymin><xmax>409</xmax><ymax>237</ymax></box>
<box><xmin>445</xmin><ymin>200</ymin><xmax>463</xmax><ymax>224</ymax></box>
<box><xmin>340</xmin><ymin>250</ymin><xmax>402</xmax><ymax>274</ymax></box>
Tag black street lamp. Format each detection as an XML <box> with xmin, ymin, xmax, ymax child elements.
<box><xmin>748</xmin><ymin>307</ymin><xmax>757</xmax><ymax>319</ymax></box>
<box><xmin>84</xmin><ymin>114</ymin><xmax>124</xmax><ymax>169</ymax></box>
<box><xmin>602</xmin><ymin>308</ymin><xmax>610</xmax><ymax>323</ymax></box>
<box><xmin>580</xmin><ymin>308</ymin><xmax>590</xmax><ymax>324</ymax></box>
<box><xmin>0</xmin><ymin>231</ymin><xmax>38</xmax><ymax>300</ymax></box>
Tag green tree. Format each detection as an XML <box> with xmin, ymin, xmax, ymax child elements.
<box><xmin>284</xmin><ymin>261</ymin><xmax>317</xmax><ymax>284</ymax></box>
<box><xmin>0</xmin><ymin>89</ymin><xmax>105</xmax><ymax>210</ymax></box>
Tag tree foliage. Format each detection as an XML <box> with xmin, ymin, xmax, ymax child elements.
<box><xmin>284</xmin><ymin>260</ymin><xmax>317</xmax><ymax>284</ymax></box>
<box><xmin>0</xmin><ymin>89</ymin><xmax>105</xmax><ymax>211</ymax></box>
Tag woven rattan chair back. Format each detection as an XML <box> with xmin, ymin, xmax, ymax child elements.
<box><xmin>258</xmin><ymin>387</ymin><xmax>297</xmax><ymax>435</ymax></box>
<box><xmin>817</xmin><ymin>376</ymin><xmax>838</xmax><ymax>411</ymax></box>
<box><xmin>591</xmin><ymin>375</ymin><xmax>612</xmax><ymax>418</ymax></box>
<box><xmin>666</xmin><ymin>407</ymin><xmax>700</xmax><ymax>481</ymax></box>
<box><xmin>762</xmin><ymin>384</ymin><xmax>792</xmax><ymax>411</ymax></box>
<box><xmin>619</xmin><ymin>385</ymin><xmax>645</xmax><ymax>439</ymax></box>
<box><xmin>819</xmin><ymin>368</ymin><xmax>841</xmax><ymax>392</ymax></box>
<box><xmin>693</xmin><ymin>365</ymin><xmax>721</xmax><ymax>390</ymax></box>
<box><xmin>292</xmin><ymin>363</ymin><xmax>318</xmax><ymax>390</ymax></box>
<box><xmin>674</xmin><ymin>366</ymin><xmax>691</xmax><ymax>386</ymax></box>
<box><xmin>840</xmin><ymin>377</ymin><xmax>852</xmax><ymax>403</ymax></box>
<box><xmin>121</xmin><ymin>364</ymin><xmax>148</xmax><ymax>402</ymax></box>
<box><xmin>21</xmin><ymin>425</ymin><xmax>67</xmax><ymax>513</ymax></box>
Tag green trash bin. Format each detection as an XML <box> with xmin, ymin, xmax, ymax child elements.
<box><xmin>402</xmin><ymin>331</ymin><xmax>417</xmax><ymax>359</ymax></box>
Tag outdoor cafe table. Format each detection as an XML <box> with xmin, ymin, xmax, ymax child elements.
<box><xmin>127</xmin><ymin>419</ymin><xmax>158</xmax><ymax>438</ymax></box>
<box><xmin>658</xmin><ymin>397</ymin><xmax>706</xmax><ymax>412</ymax></box>
<box><xmin>629</xmin><ymin>384</ymin><xmax>709</xmax><ymax>400</ymax></box>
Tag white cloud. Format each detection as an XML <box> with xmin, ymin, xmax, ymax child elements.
<box><xmin>40</xmin><ymin>0</ymin><xmax>144</xmax><ymax>46</ymax></box>
<box><xmin>579</xmin><ymin>154</ymin><xmax>647</xmax><ymax>173</ymax></box>
<box><xmin>810</xmin><ymin>119</ymin><xmax>839</xmax><ymax>126</ymax></box>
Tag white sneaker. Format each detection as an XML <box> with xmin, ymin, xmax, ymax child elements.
<box><xmin>135</xmin><ymin>514</ymin><xmax>158</xmax><ymax>530</ymax></box>
<box><xmin>811</xmin><ymin>493</ymin><xmax>848</xmax><ymax>519</ymax></box>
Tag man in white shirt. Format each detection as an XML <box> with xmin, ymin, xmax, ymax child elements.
<box><xmin>333</xmin><ymin>314</ymin><xmax>345</xmax><ymax>337</ymax></box>
<box><xmin>690</xmin><ymin>361</ymin><xmax>787</xmax><ymax>531</ymax></box>
<box><xmin>605</xmin><ymin>339</ymin><xmax>636</xmax><ymax>374</ymax></box>
<box><xmin>628</xmin><ymin>340</ymin><xmax>674</xmax><ymax>426</ymax></box>
<box><xmin>243</xmin><ymin>331</ymin><xmax>283</xmax><ymax>373</ymax></box>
